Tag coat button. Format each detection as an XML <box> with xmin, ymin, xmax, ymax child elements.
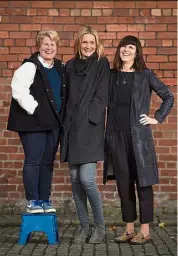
<box><xmin>70</xmin><ymin>118</ymin><xmax>72</xmax><ymax>122</ymax></box>
<box><xmin>74</xmin><ymin>103</ymin><xmax>79</xmax><ymax>108</ymax></box>
<box><xmin>78</xmin><ymin>88</ymin><xmax>82</xmax><ymax>92</ymax></box>
<box><xmin>51</xmin><ymin>100</ymin><xmax>53</xmax><ymax>103</ymax></box>
<box><xmin>47</xmin><ymin>89</ymin><xmax>49</xmax><ymax>91</ymax></box>
<box><xmin>63</xmin><ymin>84</ymin><xmax>66</xmax><ymax>87</ymax></box>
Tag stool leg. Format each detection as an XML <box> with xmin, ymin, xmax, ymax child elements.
<box><xmin>46</xmin><ymin>230</ymin><xmax>59</xmax><ymax>245</ymax></box>
<box><xmin>18</xmin><ymin>232</ymin><xmax>31</xmax><ymax>245</ymax></box>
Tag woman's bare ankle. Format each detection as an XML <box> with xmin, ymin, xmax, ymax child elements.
<box><xmin>126</xmin><ymin>222</ymin><xmax>135</xmax><ymax>234</ymax></box>
<box><xmin>140</xmin><ymin>223</ymin><xmax>150</xmax><ymax>236</ymax></box>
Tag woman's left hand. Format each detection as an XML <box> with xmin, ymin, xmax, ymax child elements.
<box><xmin>139</xmin><ymin>114</ymin><xmax>158</xmax><ymax>125</ymax></box>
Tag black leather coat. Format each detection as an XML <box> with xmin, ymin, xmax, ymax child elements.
<box><xmin>103</xmin><ymin>69</ymin><xmax>174</xmax><ymax>187</ymax></box>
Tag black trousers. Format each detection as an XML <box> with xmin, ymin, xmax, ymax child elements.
<box><xmin>112</xmin><ymin>131</ymin><xmax>153</xmax><ymax>224</ymax></box>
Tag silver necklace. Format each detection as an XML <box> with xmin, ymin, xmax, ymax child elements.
<box><xmin>121</xmin><ymin>71</ymin><xmax>131</xmax><ymax>84</ymax></box>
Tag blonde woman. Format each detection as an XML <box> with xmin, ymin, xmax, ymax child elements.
<box><xmin>7</xmin><ymin>30</ymin><xmax>66</xmax><ymax>213</ymax></box>
<box><xmin>61</xmin><ymin>26</ymin><xmax>110</xmax><ymax>243</ymax></box>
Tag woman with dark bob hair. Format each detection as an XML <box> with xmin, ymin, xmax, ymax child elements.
<box><xmin>104</xmin><ymin>35</ymin><xmax>174</xmax><ymax>244</ymax></box>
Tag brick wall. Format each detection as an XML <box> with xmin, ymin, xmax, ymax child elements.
<box><xmin>0</xmin><ymin>1</ymin><xmax>177</xmax><ymax>212</ymax></box>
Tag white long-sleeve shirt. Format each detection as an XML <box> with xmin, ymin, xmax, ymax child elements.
<box><xmin>11</xmin><ymin>55</ymin><xmax>54</xmax><ymax>115</ymax></box>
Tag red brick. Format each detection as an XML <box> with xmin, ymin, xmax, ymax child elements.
<box><xmin>92</xmin><ymin>9</ymin><xmax>102</xmax><ymax>16</ymax></box>
<box><xmin>158</xmin><ymin>48</ymin><xmax>176</xmax><ymax>55</ymax></box>
<box><xmin>0</xmin><ymin>47</ymin><xmax>9</xmax><ymax>54</ymax></box>
<box><xmin>128</xmin><ymin>25</ymin><xmax>145</xmax><ymax>31</ymax></box>
<box><xmin>33</xmin><ymin>16</ymin><xmax>53</xmax><ymax>23</ymax></box>
<box><xmin>15</xmin><ymin>39</ymin><xmax>26</xmax><ymax>46</ymax></box>
<box><xmin>93</xmin><ymin>2</ymin><xmax>114</xmax><ymax>8</ymax></box>
<box><xmin>76</xmin><ymin>2</ymin><xmax>93</xmax><ymax>8</ymax></box>
<box><xmin>106</xmin><ymin>24</ymin><xmax>127</xmax><ymax>32</ymax></box>
<box><xmin>99</xmin><ymin>32</ymin><xmax>116</xmax><ymax>40</ymax></box>
<box><xmin>118</xmin><ymin>17</ymin><xmax>135</xmax><ymax>23</ymax></box>
<box><xmin>92</xmin><ymin>25</ymin><xmax>106</xmax><ymax>32</ymax></box>
<box><xmin>115</xmin><ymin>2</ymin><xmax>135</xmax><ymax>8</ymax></box>
<box><xmin>63</xmin><ymin>25</ymin><xmax>82</xmax><ymax>31</ymax></box>
<box><xmin>53</xmin><ymin>1</ymin><xmax>75</xmax><ymax>8</ymax></box>
<box><xmin>10</xmin><ymin>16</ymin><xmax>32</xmax><ymax>23</ymax></box>
<box><xmin>0</xmin><ymin>55</ymin><xmax>17</xmax><ymax>61</ymax></box>
<box><xmin>143</xmin><ymin>48</ymin><xmax>157</xmax><ymax>54</ymax></box>
<box><xmin>151</xmin><ymin>9</ymin><xmax>162</xmax><ymax>16</ymax></box>
<box><xmin>162</xmin><ymin>40</ymin><xmax>173</xmax><ymax>47</ymax></box>
<box><xmin>54</xmin><ymin>17</ymin><xmax>75</xmax><ymax>24</ymax></box>
<box><xmin>113</xmin><ymin>9</ymin><xmax>129</xmax><ymax>16</ymax></box>
<box><xmin>157</xmin><ymin>1</ymin><xmax>177</xmax><ymax>8</ymax></box>
<box><xmin>104</xmin><ymin>48</ymin><xmax>117</xmax><ymax>55</ymax></box>
<box><xmin>27</xmin><ymin>9</ymin><xmax>37</xmax><ymax>16</ymax></box>
<box><xmin>168</xmin><ymin>24</ymin><xmax>177</xmax><ymax>31</ymax></box>
<box><xmin>26</xmin><ymin>39</ymin><xmax>36</xmax><ymax>47</ymax></box>
<box><xmin>76</xmin><ymin>17</ymin><xmax>97</xmax><ymax>24</ymax></box>
<box><xmin>161</xmin><ymin>186</ymin><xmax>177</xmax><ymax>192</ymax></box>
<box><xmin>32</xmin><ymin>1</ymin><xmax>53</xmax><ymax>8</ymax></box>
<box><xmin>41</xmin><ymin>25</ymin><xmax>62</xmax><ymax>31</ymax></box>
<box><xmin>169</xmin><ymin>56</ymin><xmax>176</xmax><ymax>62</ymax></box>
<box><xmin>59</xmin><ymin>32</ymin><xmax>74</xmax><ymax>40</ymax></box>
<box><xmin>97</xmin><ymin>17</ymin><xmax>118</xmax><ymax>23</ymax></box>
<box><xmin>102</xmin><ymin>9</ymin><xmax>112</xmax><ymax>16</ymax></box>
<box><xmin>147</xmin><ymin>55</ymin><xmax>168</xmax><ymax>62</ymax></box>
<box><xmin>162</xmin><ymin>9</ymin><xmax>172</xmax><ymax>16</ymax></box>
<box><xmin>140</xmin><ymin>9</ymin><xmax>151</xmax><ymax>16</ymax></box>
<box><xmin>59</xmin><ymin>9</ymin><xmax>69</xmax><ymax>16</ymax></box>
<box><xmin>161</xmin><ymin>170</ymin><xmax>177</xmax><ymax>176</ymax></box>
<box><xmin>135</xmin><ymin>17</ymin><xmax>156</xmax><ymax>24</ymax></box>
<box><xmin>81</xmin><ymin>9</ymin><xmax>91</xmax><ymax>16</ymax></box>
<box><xmin>157</xmin><ymin>32</ymin><xmax>176</xmax><ymax>39</ymax></box>
<box><xmin>48</xmin><ymin>9</ymin><xmax>58</xmax><ymax>16</ymax></box>
<box><xmin>160</xmin><ymin>63</ymin><xmax>176</xmax><ymax>70</ymax></box>
<box><xmin>146</xmin><ymin>24</ymin><xmax>166</xmax><ymax>31</ymax></box>
<box><xmin>58</xmin><ymin>47</ymin><xmax>74</xmax><ymax>55</ymax></box>
<box><xmin>10</xmin><ymin>32</ymin><xmax>31</xmax><ymax>39</ymax></box>
<box><xmin>0</xmin><ymin>24</ymin><xmax>19</xmax><ymax>31</ymax></box>
<box><xmin>20</xmin><ymin>24</ymin><xmax>41</xmax><ymax>31</ymax></box>
<box><xmin>38</xmin><ymin>9</ymin><xmax>48</xmax><ymax>16</ymax></box>
<box><xmin>71</xmin><ymin>9</ymin><xmax>80</xmax><ymax>16</ymax></box>
<box><xmin>10</xmin><ymin>47</ymin><xmax>30</xmax><ymax>54</ymax></box>
<box><xmin>159</xmin><ymin>178</ymin><xmax>170</xmax><ymax>184</ymax></box>
<box><xmin>129</xmin><ymin>9</ymin><xmax>139</xmax><ymax>16</ymax></box>
<box><xmin>0</xmin><ymin>2</ymin><xmax>9</xmax><ymax>7</ymax></box>
<box><xmin>139</xmin><ymin>32</ymin><xmax>156</xmax><ymax>39</ymax></box>
<box><xmin>136</xmin><ymin>1</ymin><xmax>157</xmax><ymax>8</ymax></box>
<box><xmin>3</xmin><ymin>70</ymin><xmax>13</xmax><ymax>77</ymax></box>
<box><xmin>156</xmin><ymin>17</ymin><xmax>176</xmax><ymax>23</ymax></box>
<box><xmin>10</xmin><ymin>1</ymin><xmax>30</xmax><ymax>7</ymax></box>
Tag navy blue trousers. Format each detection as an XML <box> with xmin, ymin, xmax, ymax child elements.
<box><xmin>19</xmin><ymin>128</ymin><xmax>60</xmax><ymax>200</ymax></box>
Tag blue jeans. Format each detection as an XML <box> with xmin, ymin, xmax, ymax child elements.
<box><xmin>69</xmin><ymin>163</ymin><xmax>104</xmax><ymax>227</ymax></box>
<box><xmin>19</xmin><ymin>129</ymin><xmax>60</xmax><ymax>200</ymax></box>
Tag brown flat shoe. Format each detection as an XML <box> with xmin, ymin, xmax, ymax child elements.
<box><xmin>131</xmin><ymin>232</ymin><xmax>151</xmax><ymax>245</ymax></box>
<box><xmin>115</xmin><ymin>230</ymin><xmax>136</xmax><ymax>243</ymax></box>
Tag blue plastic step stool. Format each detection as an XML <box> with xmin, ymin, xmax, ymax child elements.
<box><xmin>18</xmin><ymin>213</ymin><xmax>59</xmax><ymax>245</ymax></box>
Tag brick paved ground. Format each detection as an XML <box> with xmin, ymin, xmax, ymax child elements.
<box><xmin>0</xmin><ymin>221</ymin><xmax>177</xmax><ymax>256</ymax></box>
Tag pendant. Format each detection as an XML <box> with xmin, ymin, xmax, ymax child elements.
<box><xmin>123</xmin><ymin>81</ymin><xmax>126</xmax><ymax>84</ymax></box>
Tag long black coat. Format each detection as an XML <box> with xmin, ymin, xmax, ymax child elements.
<box><xmin>103</xmin><ymin>69</ymin><xmax>174</xmax><ymax>187</ymax></box>
<box><xmin>7</xmin><ymin>52</ymin><xmax>66</xmax><ymax>132</ymax></box>
<box><xmin>60</xmin><ymin>57</ymin><xmax>110</xmax><ymax>164</ymax></box>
